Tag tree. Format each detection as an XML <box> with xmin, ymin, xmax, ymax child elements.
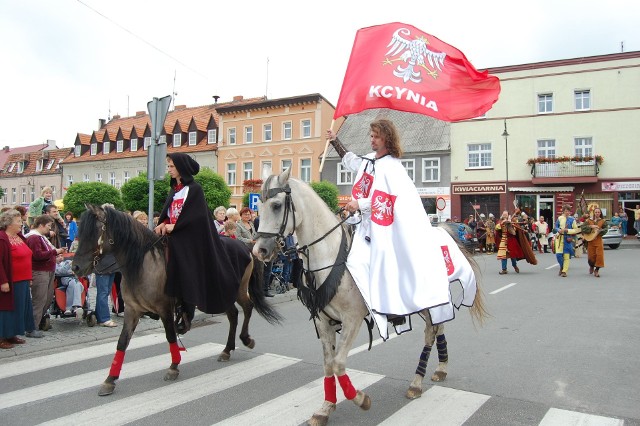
<box><xmin>120</xmin><ymin>173</ymin><xmax>170</xmax><ymax>214</ymax></box>
<box><xmin>194</xmin><ymin>168</ymin><xmax>232</xmax><ymax>212</ymax></box>
<box><xmin>310</xmin><ymin>181</ymin><xmax>339</xmax><ymax>212</ymax></box>
<box><xmin>63</xmin><ymin>182</ymin><xmax>124</xmax><ymax>218</ymax></box>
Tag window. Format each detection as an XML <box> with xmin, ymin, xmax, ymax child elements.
<box><xmin>467</xmin><ymin>143</ymin><xmax>492</xmax><ymax>168</ymax></box>
<box><xmin>159</xmin><ymin>135</ymin><xmax>166</xmax><ymax>144</ymax></box>
<box><xmin>116</xmin><ymin>139</ymin><xmax>123</xmax><ymax>152</ymax></box>
<box><xmin>281</xmin><ymin>159</ymin><xmax>292</xmax><ymax>172</ymax></box>
<box><xmin>173</xmin><ymin>133</ymin><xmax>182</xmax><ymax>148</ymax></box>
<box><xmin>90</xmin><ymin>143</ymin><xmax>97</xmax><ymax>155</ymax></box>
<box><xmin>401</xmin><ymin>159</ymin><xmax>415</xmax><ymax>182</ymax></box>
<box><xmin>228</xmin><ymin>128</ymin><xmax>236</xmax><ymax>145</ymax></box>
<box><xmin>30</xmin><ymin>187</ymin><xmax>35</xmax><ymax>202</ymax></box>
<box><xmin>574</xmin><ymin>137</ymin><xmax>593</xmax><ymax>158</ymax></box>
<box><xmin>96</xmin><ymin>173</ymin><xmax>102</xmax><ymax>182</ymax></box>
<box><xmin>244</xmin><ymin>126</ymin><xmax>253</xmax><ymax>144</ymax></box>
<box><xmin>36</xmin><ymin>159</ymin><xmax>43</xmax><ymax>172</ymax></box>
<box><xmin>261</xmin><ymin>161</ymin><xmax>272</xmax><ymax>176</ymax></box>
<box><xmin>123</xmin><ymin>171</ymin><xmax>130</xmax><ymax>184</ymax></box>
<box><xmin>46</xmin><ymin>159</ymin><xmax>55</xmax><ymax>170</ymax></box>
<box><xmin>300</xmin><ymin>158</ymin><xmax>311</xmax><ymax>182</ymax></box>
<box><xmin>188</xmin><ymin>131</ymin><xmax>197</xmax><ymax>146</ymax></box>
<box><xmin>131</xmin><ymin>138</ymin><xmax>138</xmax><ymax>151</ymax></box>
<box><xmin>422</xmin><ymin>158</ymin><xmax>440</xmax><ymax>182</ymax></box>
<box><xmin>301</xmin><ymin>119</ymin><xmax>311</xmax><ymax>138</ymax></box>
<box><xmin>207</xmin><ymin>129</ymin><xmax>217</xmax><ymax>144</ymax></box>
<box><xmin>243</xmin><ymin>162</ymin><xmax>253</xmax><ymax>181</ymax></box>
<box><xmin>538</xmin><ymin>93</ymin><xmax>553</xmax><ymax>114</ymax></box>
<box><xmin>283</xmin><ymin>122</ymin><xmax>292</xmax><ymax>140</ymax></box>
<box><xmin>74</xmin><ymin>145</ymin><xmax>81</xmax><ymax>156</ymax></box>
<box><xmin>226</xmin><ymin>163</ymin><xmax>236</xmax><ymax>186</ymax></box>
<box><xmin>17</xmin><ymin>162</ymin><xmax>24</xmax><ymax>173</ymax></box>
<box><xmin>537</xmin><ymin>139</ymin><xmax>556</xmax><ymax>158</ymax></box>
<box><xmin>56</xmin><ymin>159</ymin><xmax>61</xmax><ymax>170</ymax></box>
<box><xmin>109</xmin><ymin>172</ymin><xmax>116</xmax><ymax>186</ymax></box>
<box><xmin>67</xmin><ymin>175</ymin><xmax>73</xmax><ymax>186</ymax></box>
<box><xmin>8</xmin><ymin>163</ymin><xmax>15</xmax><ymax>173</ymax></box>
<box><xmin>11</xmin><ymin>188</ymin><xmax>16</xmax><ymax>203</ymax></box>
<box><xmin>144</xmin><ymin>137</ymin><xmax>151</xmax><ymax>151</ymax></box>
<box><xmin>337</xmin><ymin>164</ymin><xmax>354</xmax><ymax>185</ymax></box>
<box><xmin>263</xmin><ymin>123</ymin><xmax>272</xmax><ymax>142</ymax></box>
<box><xmin>575</xmin><ymin>90</ymin><xmax>590</xmax><ymax>111</ymax></box>
<box><xmin>103</xmin><ymin>141</ymin><xmax>110</xmax><ymax>154</ymax></box>
<box><xmin>21</xmin><ymin>188</ymin><xmax>26</xmax><ymax>204</ymax></box>
<box><xmin>1</xmin><ymin>188</ymin><xmax>6</xmax><ymax>204</ymax></box>
<box><xmin>83</xmin><ymin>173</ymin><xmax>90</xmax><ymax>183</ymax></box>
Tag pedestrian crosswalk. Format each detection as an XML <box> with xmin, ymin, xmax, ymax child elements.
<box><xmin>0</xmin><ymin>332</ymin><xmax>627</xmax><ymax>426</ymax></box>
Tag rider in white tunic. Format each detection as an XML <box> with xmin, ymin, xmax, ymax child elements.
<box><xmin>327</xmin><ymin>119</ymin><xmax>477</xmax><ymax>339</ymax></box>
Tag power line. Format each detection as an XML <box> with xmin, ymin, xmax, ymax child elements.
<box><xmin>76</xmin><ymin>0</ymin><xmax>209</xmax><ymax>80</ymax></box>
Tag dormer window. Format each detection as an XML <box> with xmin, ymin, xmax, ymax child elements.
<box><xmin>131</xmin><ymin>138</ymin><xmax>138</xmax><ymax>151</ymax></box>
<box><xmin>56</xmin><ymin>159</ymin><xmax>61</xmax><ymax>170</ymax></box>
<box><xmin>173</xmin><ymin>133</ymin><xmax>182</xmax><ymax>148</ymax></box>
<box><xmin>17</xmin><ymin>161</ymin><xmax>25</xmax><ymax>173</ymax></box>
<box><xmin>91</xmin><ymin>143</ymin><xmax>97</xmax><ymax>155</ymax></box>
<box><xmin>207</xmin><ymin>129</ymin><xmax>217</xmax><ymax>144</ymax></box>
<box><xmin>188</xmin><ymin>131</ymin><xmax>197</xmax><ymax>146</ymax></box>
<box><xmin>35</xmin><ymin>159</ymin><xmax>44</xmax><ymax>172</ymax></box>
<box><xmin>116</xmin><ymin>139</ymin><xmax>123</xmax><ymax>153</ymax></box>
<box><xmin>103</xmin><ymin>141</ymin><xmax>110</xmax><ymax>154</ymax></box>
<box><xmin>144</xmin><ymin>137</ymin><xmax>150</xmax><ymax>151</ymax></box>
<box><xmin>74</xmin><ymin>145</ymin><xmax>81</xmax><ymax>157</ymax></box>
<box><xmin>47</xmin><ymin>159</ymin><xmax>55</xmax><ymax>170</ymax></box>
<box><xmin>8</xmin><ymin>163</ymin><xmax>15</xmax><ymax>172</ymax></box>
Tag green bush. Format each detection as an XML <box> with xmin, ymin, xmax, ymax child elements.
<box><xmin>310</xmin><ymin>181</ymin><xmax>339</xmax><ymax>212</ymax></box>
<box><xmin>63</xmin><ymin>182</ymin><xmax>124</xmax><ymax>218</ymax></box>
<box><xmin>121</xmin><ymin>173</ymin><xmax>170</xmax><ymax>214</ymax></box>
<box><xmin>194</xmin><ymin>168</ymin><xmax>232</xmax><ymax>212</ymax></box>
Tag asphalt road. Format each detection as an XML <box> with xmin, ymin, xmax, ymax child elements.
<box><xmin>1</xmin><ymin>238</ymin><xmax>639</xmax><ymax>425</ymax></box>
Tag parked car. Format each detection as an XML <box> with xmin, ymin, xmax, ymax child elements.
<box><xmin>602</xmin><ymin>225</ymin><xmax>623</xmax><ymax>249</ymax></box>
<box><xmin>437</xmin><ymin>222</ymin><xmax>479</xmax><ymax>253</ymax></box>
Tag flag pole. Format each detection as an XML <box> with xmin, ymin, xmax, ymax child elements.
<box><xmin>319</xmin><ymin>119</ymin><xmax>335</xmax><ymax>173</ymax></box>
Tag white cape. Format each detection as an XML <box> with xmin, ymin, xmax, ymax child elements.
<box><xmin>343</xmin><ymin>153</ymin><xmax>477</xmax><ymax>340</ymax></box>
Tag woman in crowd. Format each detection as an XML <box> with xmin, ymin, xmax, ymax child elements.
<box><xmin>213</xmin><ymin>206</ymin><xmax>227</xmax><ymax>234</ymax></box>
<box><xmin>25</xmin><ymin>214</ymin><xmax>66</xmax><ymax>333</ymax></box>
<box><xmin>14</xmin><ymin>206</ymin><xmax>30</xmax><ymax>235</ymax></box>
<box><xmin>0</xmin><ymin>209</ymin><xmax>36</xmax><ymax>348</ymax></box>
<box><xmin>27</xmin><ymin>187</ymin><xmax>53</xmax><ymax>227</ymax></box>
<box><xmin>132</xmin><ymin>210</ymin><xmax>149</xmax><ymax>227</ymax></box>
<box><xmin>236</xmin><ymin>207</ymin><xmax>256</xmax><ymax>248</ymax></box>
<box><xmin>586</xmin><ymin>207</ymin><xmax>607</xmax><ymax>278</ymax></box>
<box><xmin>63</xmin><ymin>211</ymin><xmax>77</xmax><ymax>250</ymax></box>
<box><xmin>619</xmin><ymin>207</ymin><xmax>629</xmax><ymax>237</ymax></box>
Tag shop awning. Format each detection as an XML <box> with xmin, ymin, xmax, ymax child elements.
<box><xmin>509</xmin><ymin>186</ymin><xmax>574</xmax><ymax>192</ymax></box>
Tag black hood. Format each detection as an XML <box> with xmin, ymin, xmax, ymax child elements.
<box><xmin>168</xmin><ymin>153</ymin><xmax>199</xmax><ymax>186</ymax></box>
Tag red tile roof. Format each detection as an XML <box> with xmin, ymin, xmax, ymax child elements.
<box><xmin>0</xmin><ymin>148</ymin><xmax>73</xmax><ymax>177</ymax></box>
<box><xmin>0</xmin><ymin>144</ymin><xmax>46</xmax><ymax>169</ymax></box>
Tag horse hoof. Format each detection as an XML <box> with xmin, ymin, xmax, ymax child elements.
<box><xmin>405</xmin><ymin>386</ymin><xmax>423</xmax><ymax>399</ymax></box>
<box><xmin>245</xmin><ymin>338</ymin><xmax>255</xmax><ymax>349</ymax></box>
<box><xmin>308</xmin><ymin>414</ymin><xmax>329</xmax><ymax>426</ymax></box>
<box><xmin>164</xmin><ymin>368</ymin><xmax>179</xmax><ymax>381</ymax></box>
<box><xmin>217</xmin><ymin>352</ymin><xmax>231</xmax><ymax>362</ymax></box>
<box><xmin>355</xmin><ymin>390</ymin><xmax>371</xmax><ymax>411</ymax></box>
<box><xmin>431</xmin><ymin>371</ymin><xmax>447</xmax><ymax>382</ymax></box>
<box><xmin>98</xmin><ymin>382</ymin><xmax>115</xmax><ymax>396</ymax></box>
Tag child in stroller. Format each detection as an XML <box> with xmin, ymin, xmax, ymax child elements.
<box><xmin>49</xmin><ymin>258</ymin><xmax>97</xmax><ymax>327</ymax></box>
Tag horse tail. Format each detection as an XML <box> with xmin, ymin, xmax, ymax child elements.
<box><xmin>248</xmin><ymin>255</ymin><xmax>283</xmax><ymax>325</ymax></box>
<box><xmin>465</xmin><ymin>249</ymin><xmax>491</xmax><ymax>327</ymax></box>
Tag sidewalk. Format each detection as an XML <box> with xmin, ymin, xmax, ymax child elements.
<box><xmin>0</xmin><ymin>285</ymin><xmax>297</xmax><ymax>360</ymax></box>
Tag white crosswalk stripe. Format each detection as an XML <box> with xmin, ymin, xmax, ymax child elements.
<box><xmin>0</xmin><ymin>332</ymin><xmax>627</xmax><ymax>425</ymax></box>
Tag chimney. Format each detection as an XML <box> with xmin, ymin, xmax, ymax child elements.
<box><xmin>45</xmin><ymin>139</ymin><xmax>57</xmax><ymax>150</ymax></box>
<box><xmin>136</xmin><ymin>111</ymin><xmax>146</xmax><ymax>117</ymax></box>
<box><xmin>212</xmin><ymin>95</ymin><xmax>220</xmax><ymax>104</ymax></box>
<box><xmin>174</xmin><ymin>105</ymin><xmax>186</xmax><ymax>110</ymax></box>
<box><xmin>112</xmin><ymin>114</ymin><xmax>121</xmax><ymax>120</ymax></box>
<box><xmin>232</xmin><ymin>95</ymin><xmax>244</xmax><ymax>102</ymax></box>
<box><xmin>3</xmin><ymin>146</ymin><xmax>9</xmax><ymax>153</ymax></box>
<box><xmin>98</xmin><ymin>118</ymin><xmax>106</xmax><ymax>129</ymax></box>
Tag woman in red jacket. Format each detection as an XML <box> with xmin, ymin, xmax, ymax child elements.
<box><xmin>0</xmin><ymin>209</ymin><xmax>35</xmax><ymax>349</ymax></box>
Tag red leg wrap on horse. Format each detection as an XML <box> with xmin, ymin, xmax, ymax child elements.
<box><xmin>109</xmin><ymin>350</ymin><xmax>126</xmax><ymax>377</ymax></box>
<box><xmin>169</xmin><ymin>342</ymin><xmax>182</xmax><ymax>364</ymax></box>
<box><xmin>337</xmin><ymin>374</ymin><xmax>357</xmax><ymax>400</ymax></box>
<box><xmin>324</xmin><ymin>376</ymin><xmax>337</xmax><ymax>403</ymax></box>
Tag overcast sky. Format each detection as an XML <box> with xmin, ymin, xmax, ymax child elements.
<box><xmin>2</xmin><ymin>0</ymin><xmax>639</xmax><ymax>148</ymax></box>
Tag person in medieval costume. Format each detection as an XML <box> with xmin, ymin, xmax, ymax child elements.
<box><xmin>495</xmin><ymin>210</ymin><xmax>537</xmax><ymax>275</ymax></box>
<box><xmin>326</xmin><ymin>119</ymin><xmax>477</xmax><ymax>340</ymax></box>
<box><xmin>585</xmin><ymin>207</ymin><xmax>607</xmax><ymax>277</ymax></box>
<box><xmin>155</xmin><ymin>153</ymin><xmax>245</xmax><ymax>334</ymax></box>
<box><xmin>485</xmin><ymin>213</ymin><xmax>496</xmax><ymax>254</ymax></box>
<box><xmin>553</xmin><ymin>204</ymin><xmax>580</xmax><ymax>277</ymax></box>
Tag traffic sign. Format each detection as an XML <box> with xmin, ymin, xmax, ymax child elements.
<box><xmin>249</xmin><ymin>193</ymin><xmax>260</xmax><ymax>211</ymax></box>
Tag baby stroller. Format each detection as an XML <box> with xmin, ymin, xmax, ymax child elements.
<box><xmin>269</xmin><ymin>258</ymin><xmax>289</xmax><ymax>294</ymax></box>
<box><xmin>45</xmin><ymin>257</ymin><xmax>97</xmax><ymax>328</ymax></box>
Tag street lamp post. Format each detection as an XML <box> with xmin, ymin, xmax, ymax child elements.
<box><xmin>502</xmin><ymin>119</ymin><xmax>510</xmax><ymax>211</ymax></box>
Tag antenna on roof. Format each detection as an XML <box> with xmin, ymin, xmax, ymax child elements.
<box><xmin>212</xmin><ymin>95</ymin><xmax>220</xmax><ymax>104</ymax></box>
<box><xmin>127</xmin><ymin>95</ymin><xmax>130</xmax><ymax>117</ymax></box>
<box><xmin>172</xmin><ymin>70</ymin><xmax>178</xmax><ymax>111</ymax></box>
<box><xmin>265</xmin><ymin>57</ymin><xmax>269</xmax><ymax>99</ymax></box>
<box><xmin>108</xmin><ymin>100</ymin><xmax>111</xmax><ymax>121</ymax></box>
<box><xmin>621</xmin><ymin>41</ymin><xmax>624</xmax><ymax>53</ymax></box>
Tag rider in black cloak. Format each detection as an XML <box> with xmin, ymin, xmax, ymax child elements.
<box><xmin>156</xmin><ymin>153</ymin><xmax>246</xmax><ymax>333</ymax></box>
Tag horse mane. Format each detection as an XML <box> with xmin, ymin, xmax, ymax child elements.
<box><xmin>80</xmin><ymin>207</ymin><xmax>165</xmax><ymax>284</ymax></box>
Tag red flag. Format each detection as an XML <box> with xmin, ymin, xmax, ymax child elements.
<box><xmin>334</xmin><ymin>23</ymin><xmax>501</xmax><ymax>122</ymax></box>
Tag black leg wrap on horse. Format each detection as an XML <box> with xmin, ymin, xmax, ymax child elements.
<box><xmin>415</xmin><ymin>345</ymin><xmax>432</xmax><ymax>377</ymax></box>
<box><xmin>436</xmin><ymin>334</ymin><xmax>448</xmax><ymax>363</ymax></box>
<box><xmin>175</xmin><ymin>301</ymin><xmax>195</xmax><ymax>334</ymax></box>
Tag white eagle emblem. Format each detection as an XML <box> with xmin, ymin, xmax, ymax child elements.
<box><xmin>384</xmin><ymin>28</ymin><xmax>446</xmax><ymax>83</ymax></box>
<box><xmin>371</xmin><ymin>190</ymin><xmax>396</xmax><ymax>226</ymax></box>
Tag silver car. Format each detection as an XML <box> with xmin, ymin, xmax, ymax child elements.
<box><xmin>602</xmin><ymin>225</ymin><xmax>623</xmax><ymax>249</ymax></box>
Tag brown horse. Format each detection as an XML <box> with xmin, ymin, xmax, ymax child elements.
<box><xmin>72</xmin><ymin>205</ymin><xmax>281</xmax><ymax>396</ymax></box>
<box><xmin>253</xmin><ymin>170</ymin><xmax>487</xmax><ymax>426</ymax></box>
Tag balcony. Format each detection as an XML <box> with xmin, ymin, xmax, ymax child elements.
<box><xmin>528</xmin><ymin>156</ymin><xmax>602</xmax><ymax>184</ymax></box>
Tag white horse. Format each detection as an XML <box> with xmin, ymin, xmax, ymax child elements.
<box><xmin>253</xmin><ymin>169</ymin><xmax>487</xmax><ymax>426</ymax></box>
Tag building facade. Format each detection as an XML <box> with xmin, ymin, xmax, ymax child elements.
<box><xmin>450</xmin><ymin>51</ymin><xmax>640</xmax><ymax>228</ymax></box>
